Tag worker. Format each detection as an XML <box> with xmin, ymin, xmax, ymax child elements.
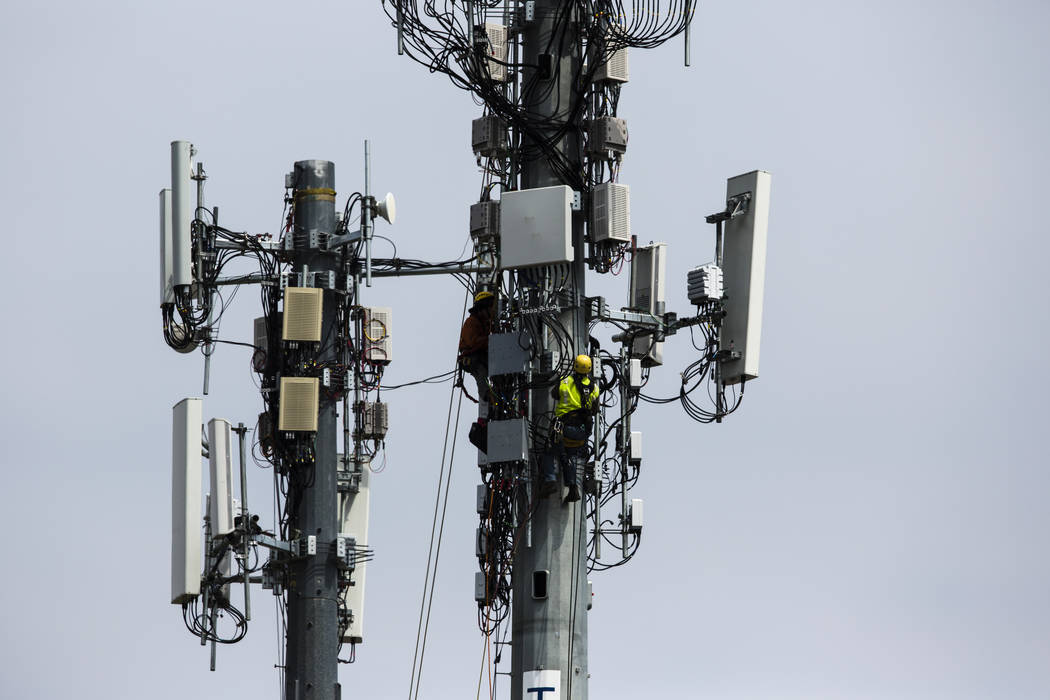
<box><xmin>459</xmin><ymin>290</ymin><xmax>496</xmax><ymax>419</ymax></box>
<box><xmin>540</xmin><ymin>354</ymin><xmax>600</xmax><ymax>503</ymax></box>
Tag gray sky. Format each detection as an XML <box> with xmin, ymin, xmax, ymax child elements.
<box><xmin>3</xmin><ymin>1</ymin><xmax>1048</xmax><ymax>698</ymax></box>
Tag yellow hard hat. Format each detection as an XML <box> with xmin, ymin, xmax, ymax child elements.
<box><xmin>574</xmin><ymin>354</ymin><xmax>592</xmax><ymax>374</ymax></box>
<box><xmin>473</xmin><ymin>290</ymin><xmax>495</xmax><ymax>304</ymax></box>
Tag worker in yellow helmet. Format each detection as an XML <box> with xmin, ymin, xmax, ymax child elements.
<box><xmin>540</xmin><ymin>354</ymin><xmax>599</xmax><ymax>503</ymax></box>
<box><xmin>459</xmin><ymin>290</ymin><xmax>496</xmax><ymax>418</ymax></box>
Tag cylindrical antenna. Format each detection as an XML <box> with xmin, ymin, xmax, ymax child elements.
<box><xmin>363</xmin><ymin>140</ymin><xmax>373</xmax><ymax>287</ymax></box>
<box><xmin>684</xmin><ymin>7</ymin><xmax>692</xmax><ymax>67</ymax></box>
<box><xmin>159</xmin><ymin>188</ymin><xmax>173</xmax><ymax>306</ymax></box>
<box><xmin>170</xmin><ymin>141</ymin><xmax>194</xmax><ymax>289</ymax></box>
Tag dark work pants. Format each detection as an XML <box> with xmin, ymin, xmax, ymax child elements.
<box><xmin>542</xmin><ymin>423</ymin><xmax>588</xmax><ymax>486</ymax></box>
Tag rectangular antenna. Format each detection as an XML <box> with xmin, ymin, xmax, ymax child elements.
<box><xmin>720</xmin><ymin>170</ymin><xmax>771</xmax><ymax>384</ymax></box>
<box><xmin>207</xmin><ymin>418</ymin><xmax>234</xmax><ymax>537</ymax></box>
<box><xmin>339</xmin><ymin>467</ymin><xmax>371</xmax><ymax>644</ymax></box>
<box><xmin>170</xmin><ymin>141</ymin><xmax>193</xmax><ymax>288</ymax></box>
<box><xmin>278</xmin><ymin>377</ymin><xmax>320</xmax><ymax>432</ymax></box>
<box><xmin>629</xmin><ymin>242</ymin><xmax>667</xmax><ymax>366</ymax></box>
<box><xmin>171</xmin><ymin>397</ymin><xmax>202</xmax><ymax>604</ymax></box>
<box><xmin>282</xmin><ymin>288</ymin><xmax>323</xmax><ymax>342</ymax></box>
<box><xmin>159</xmin><ymin>188</ymin><xmax>174</xmax><ymax>306</ymax></box>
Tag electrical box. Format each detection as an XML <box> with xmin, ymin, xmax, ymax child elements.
<box><xmin>354</xmin><ymin>401</ymin><xmax>389</xmax><ymax>440</ymax></box>
<box><xmin>488</xmin><ymin>331</ymin><xmax>531</xmax><ymax>376</ymax></box>
<box><xmin>587</xmin><ymin>117</ymin><xmax>628</xmax><ymax>155</ymax></box>
<box><xmin>487</xmin><ymin>418</ymin><xmax>528</xmax><ymax>463</ymax></box>
<box><xmin>594</xmin><ymin>48</ymin><xmax>629</xmax><ymax>83</ymax></box>
<box><xmin>159</xmin><ymin>188</ymin><xmax>174</xmax><ymax>306</ymax></box>
<box><xmin>338</xmin><ymin>467</ymin><xmax>370</xmax><ymax>644</ymax></box>
<box><xmin>282</xmin><ymin>287</ymin><xmax>323</xmax><ymax>342</ymax></box>
<box><xmin>628</xmin><ymin>498</ymin><xmax>644</xmax><ymax>533</ymax></box>
<box><xmin>207</xmin><ymin>418</ymin><xmax>234</xmax><ymax>537</ymax></box>
<box><xmin>629</xmin><ymin>430</ymin><xmax>642</xmax><ymax>465</ymax></box>
<box><xmin>476</xmin><ymin>526</ymin><xmax>488</xmax><ymax>558</ymax></box>
<box><xmin>472</xmin><ymin>116</ymin><xmax>507</xmax><ymax>157</ymax></box>
<box><xmin>171</xmin><ymin>397</ymin><xmax>202</xmax><ymax>604</ymax></box>
<box><xmin>278</xmin><ymin>377</ymin><xmax>319</xmax><ymax>432</ymax></box>
<box><xmin>591</xmin><ymin>182</ymin><xmax>631</xmax><ymax>243</ymax></box>
<box><xmin>499</xmin><ymin>185</ymin><xmax>574</xmax><ymax>269</ymax></box>
<box><xmin>474</xmin><ymin>571</ymin><xmax>489</xmax><ymax>603</ymax></box>
<box><xmin>629</xmin><ymin>242</ymin><xmax>667</xmax><ymax>366</ymax></box>
<box><xmin>720</xmin><ymin>170</ymin><xmax>770</xmax><ymax>384</ymax></box>
<box><xmin>481</xmin><ymin>23</ymin><xmax>509</xmax><ymax>82</ymax></box>
<box><xmin>628</xmin><ymin>358</ymin><xmax>642</xmax><ymax>388</ymax></box>
<box><xmin>688</xmin><ymin>263</ymin><xmax>724</xmax><ymax>305</ymax></box>
<box><xmin>476</xmin><ymin>483</ymin><xmax>490</xmax><ymax>515</ymax></box>
<box><xmin>362</xmin><ymin>306</ymin><xmax>392</xmax><ymax>364</ymax></box>
<box><xmin>470</xmin><ymin>200</ymin><xmax>500</xmax><ymax>240</ymax></box>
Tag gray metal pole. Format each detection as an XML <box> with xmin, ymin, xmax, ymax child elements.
<box><xmin>285</xmin><ymin>160</ymin><xmax>341</xmax><ymax>700</ymax></box>
<box><xmin>236</xmin><ymin>422</ymin><xmax>252</xmax><ymax>621</ymax></box>
<box><xmin>512</xmin><ymin>2</ymin><xmax>590</xmax><ymax>698</ymax></box>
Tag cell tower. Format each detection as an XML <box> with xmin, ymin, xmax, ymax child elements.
<box><xmin>383</xmin><ymin>2</ymin><xmax>770</xmax><ymax>699</ymax></box>
<box><xmin>162</xmin><ymin>142</ymin><xmax>394</xmax><ymax>697</ymax></box>
<box><xmin>159</xmin><ymin>3</ymin><xmax>770</xmax><ymax>700</ymax></box>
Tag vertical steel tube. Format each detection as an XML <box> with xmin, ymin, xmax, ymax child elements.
<box><xmin>201</xmin><ymin>177</ymin><xmax>213</xmax><ymax>395</ymax></box>
<box><xmin>363</xmin><ymin>141</ymin><xmax>373</xmax><ymax>287</ymax></box>
<box><xmin>285</xmin><ymin>160</ymin><xmax>341</xmax><ymax>700</ymax></box>
<box><xmin>684</xmin><ymin>6</ymin><xmax>692</xmax><ymax>67</ymax></box>
<box><xmin>512</xmin><ymin>2</ymin><xmax>590</xmax><ymax>698</ymax></box>
<box><xmin>236</xmin><ymin>422</ymin><xmax>251</xmax><ymax>621</ymax></box>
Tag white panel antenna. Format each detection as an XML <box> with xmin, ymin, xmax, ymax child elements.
<box><xmin>170</xmin><ymin>140</ymin><xmax>194</xmax><ymax>288</ymax></box>
<box><xmin>594</xmin><ymin>48</ymin><xmax>629</xmax><ymax>83</ymax></box>
<box><xmin>629</xmin><ymin>242</ymin><xmax>667</xmax><ymax>366</ymax></box>
<box><xmin>719</xmin><ymin>170</ymin><xmax>770</xmax><ymax>384</ymax></box>
<box><xmin>171</xmin><ymin>397</ymin><xmax>203</xmax><ymax>604</ymax></box>
<box><xmin>207</xmin><ymin>418</ymin><xmax>234</xmax><ymax>537</ymax></box>
<box><xmin>339</xmin><ymin>468</ymin><xmax>371</xmax><ymax>644</ymax></box>
<box><xmin>159</xmin><ymin>188</ymin><xmax>174</xmax><ymax>306</ymax></box>
<box><xmin>591</xmin><ymin>182</ymin><xmax>631</xmax><ymax>243</ymax></box>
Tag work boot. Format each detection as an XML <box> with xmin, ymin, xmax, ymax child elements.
<box><xmin>539</xmin><ymin>481</ymin><xmax>559</xmax><ymax>498</ymax></box>
<box><xmin>563</xmin><ymin>484</ymin><xmax>580</xmax><ymax>503</ymax></box>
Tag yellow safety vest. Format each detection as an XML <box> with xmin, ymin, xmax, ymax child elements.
<box><xmin>555</xmin><ymin>375</ymin><xmax>598</xmax><ymax>418</ymax></box>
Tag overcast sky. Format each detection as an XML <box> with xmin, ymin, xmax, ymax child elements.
<box><xmin>3</xmin><ymin>1</ymin><xmax>1049</xmax><ymax>699</ymax></box>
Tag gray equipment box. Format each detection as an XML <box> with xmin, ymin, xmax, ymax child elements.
<box><xmin>587</xmin><ymin>117</ymin><xmax>628</xmax><ymax>155</ymax></box>
<box><xmin>486</xmin><ymin>418</ymin><xmax>528</xmax><ymax>463</ymax></box>
<box><xmin>499</xmin><ymin>186</ymin><xmax>574</xmax><ymax>269</ymax></box>
<box><xmin>470</xmin><ymin>200</ymin><xmax>500</xmax><ymax>239</ymax></box>
<box><xmin>472</xmin><ymin>116</ymin><xmax>507</xmax><ymax>157</ymax></box>
<box><xmin>719</xmin><ymin>170</ymin><xmax>770</xmax><ymax>385</ymax></box>
<box><xmin>488</xmin><ymin>331</ymin><xmax>531</xmax><ymax>376</ymax></box>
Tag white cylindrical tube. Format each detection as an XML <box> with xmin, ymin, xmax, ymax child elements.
<box><xmin>170</xmin><ymin>140</ymin><xmax>193</xmax><ymax>288</ymax></box>
<box><xmin>159</xmin><ymin>188</ymin><xmax>173</xmax><ymax>306</ymax></box>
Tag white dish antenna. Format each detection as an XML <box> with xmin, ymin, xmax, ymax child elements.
<box><xmin>376</xmin><ymin>192</ymin><xmax>396</xmax><ymax>225</ymax></box>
